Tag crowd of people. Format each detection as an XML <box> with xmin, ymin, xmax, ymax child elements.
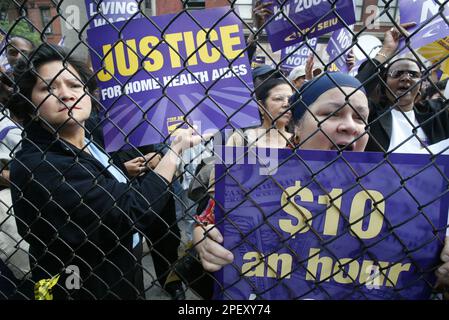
<box><xmin>0</xmin><ymin>2</ymin><xmax>449</xmax><ymax>301</ymax></box>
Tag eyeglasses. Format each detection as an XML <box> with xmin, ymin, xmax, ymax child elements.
<box><xmin>387</xmin><ymin>70</ymin><xmax>421</xmax><ymax>79</ymax></box>
<box><xmin>271</xmin><ymin>95</ymin><xmax>291</xmax><ymax>102</ymax></box>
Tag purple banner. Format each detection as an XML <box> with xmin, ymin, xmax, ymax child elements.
<box><xmin>280</xmin><ymin>38</ymin><xmax>318</xmax><ymax>70</ymax></box>
<box><xmin>253</xmin><ymin>56</ymin><xmax>266</xmax><ymax>64</ymax></box>
<box><xmin>400</xmin><ymin>0</ymin><xmax>449</xmax><ymax>50</ymax></box>
<box><xmin>85</xmin><ymin>0</ymin><xmax>142</xmax><ymax>28</ymax></box>
<box><xmin>348</xmin><ymin>58</ymin><xmax>365</xmax><ymax>77</ymax></box>
<box><xmin>87</xmin><ymin>8</ymin><xmax>260</xmax><ymax>152</ymax></box>
<box><xmin>215</xmin><ymin>147</ymin><xmax>449</xmax><ymax>300</ymax></box>
<box><xmin>326</xmin><ymin>28</ymin><xmax>353</xmax><ymax>73</ymax></box>
<box><xmin>261</xmin><ymin>0</ymin><xmax>356</xmax><ymax>52</ymax></box>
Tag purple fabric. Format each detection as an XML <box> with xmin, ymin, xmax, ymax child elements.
<box><xmin>0</xmin><ymin>126</ymin><xmax>18</xmax><ymax>141</ymax></box>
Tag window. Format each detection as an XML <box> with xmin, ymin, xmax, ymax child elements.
<box><xmin>235</xmin><ymin>0</ymin><xmax>253</xmax><ymax>20</ymax></box>
<box><xmin>355</xmin><ymin>0</ymin><xmax>364</xmax><ymax>22</ymax></box>
<box><xmin>40</xmin><ymin>7</ymin><xmax>53</xmax><ymax>34</ymax></box>
<box><xmin>185</xmin><ymin>0</ymin><xmax>205</xmax><ymax>9</ymax></box>
<box><xmin>377</xmin><ymin>0</ymin><xmax>399</xmax><ymax>23</ymax></box>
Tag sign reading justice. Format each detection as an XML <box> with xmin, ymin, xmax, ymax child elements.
<box><xmin>87</xmin><ymin>7</ymin><xmax>260</xmax><ymax>152</ymax></box>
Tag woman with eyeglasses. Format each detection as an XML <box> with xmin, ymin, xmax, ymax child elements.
<box><xmin>226</xmin><ymin>78</ymin><xmax>293</xmax><ymax>148</ymax></box>
<box><xmin>356</xmin><ymin>26</ymin><xmax>449</xmax><ymax>153</ymax></box>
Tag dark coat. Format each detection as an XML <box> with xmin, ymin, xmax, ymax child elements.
<box><xmin>10</xmin><ymin>121</ymin><xmax>177</xmax><ymax>299</ymax></box>
<box><xmin>356</xmin><ymin>59</ymin><xmax>449</xmax><ymax>152</ymax></box>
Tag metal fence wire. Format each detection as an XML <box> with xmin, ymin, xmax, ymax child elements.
<box><xmin>0</xmin><ymin>0</ymin><xmax>449</xmax><ymax>300</ymax></box>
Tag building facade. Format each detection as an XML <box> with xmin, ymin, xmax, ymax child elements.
<box><xmin>2</xmin><ymin>0</ymin><xmax>62</xmax><ymax>44</ymax></box>
<box><xmin>145</xmin><ymin>0</ymin><xmax>398</xmax><ymax>67</ymax></box>
<box><xmin>1</xmin><ymin>0</ymin><xmax>399</xmax><ymax>66</ymax></box>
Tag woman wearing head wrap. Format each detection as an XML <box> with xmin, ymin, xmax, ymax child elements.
<box><xmin>192</xmin><ymin>72</ymin><xmax>370</xmax><ymax>276</ymax></box>
<box><xmin>289</xmin><ymin>72</ymin><xmax>369</xmax><ymax>151</ymax></box>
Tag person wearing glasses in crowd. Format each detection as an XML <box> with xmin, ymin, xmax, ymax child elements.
<box><xmin>356</xmin><ymin>25</ymin><xmax>449</xmax><ymax>153</ymax></box>
<box><xmin>193</xmin><ymin>72</ymin><xmax>370</xmax><ymax>276</ymax></box>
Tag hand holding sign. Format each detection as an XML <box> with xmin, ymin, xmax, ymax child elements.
<box><xmin>436</xmin><ymin>237</ymin><xmax>449</xmax><ymax>286</ymax></box>
<box><xmin>248</xmin><ymin>1</ymin><xmax>273</xmax><ymax>49</ymax></box>
<box><xmin>378</xmin><ymin>22</ymin><xmax>416</xmax><ymax>61</ymax></box>
<box><xmin>254</xmin><ymin>1</ymin><xmax>273</xmax><ymax>29</ymax></box>
<box><xmin>193</xmin><ymin>224</ymin><xmax>234</xmax><ymax>272</ymax></box>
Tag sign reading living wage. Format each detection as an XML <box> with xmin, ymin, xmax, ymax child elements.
<box><xmin>260</xmin><ymin>0</ymin><xmax>356</xmax><ymax>51</ymax></box>
<box><xmin>87</xmin><ymin>7</ymin><xmax>260</xmax><ymax>152</ymax></box>
<box><xmin>214</xmin><ymin>147</ymin><xmax>449</xmax><ymax>299</ymax></box>
<box><xmin>85</xmin><ymin>0</ymin><xmax>142</xmax><ymax>28</ymax></box>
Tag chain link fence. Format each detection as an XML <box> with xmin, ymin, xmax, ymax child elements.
<box><xmin>1</xmin><ymin>0</ymin><xmax>449</xmax><ymax>300</ymax></box>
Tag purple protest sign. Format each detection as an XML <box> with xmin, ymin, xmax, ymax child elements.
<box><xmin>214</xmin><ymin>147</ymin><xmax>449</xmax><ymax>300</ymax></box>
<box><xmin>326</xmin><ymin>28</ymin><xmax>353</xmax><ymax>73</ymax></box>
<box><xmin>400</xmin><ymin>0</ymin><xmax>449</xmax><ymax>50</ymax></box>
<box><xmin>87</xmin><ymin>8</ymin><xmax>260</xmax><ymax>152</ymax></box>
<box><xmin>85</xmin><ymin>0</ymin><xmax>142</xmax><ymax>28</ymax></box>
<box><xmin>280</xmin><ymin>38</ymin><xmax>318</xmax><ymax>70</ymax></box>
<box><xmin>260</xmin><ymin>0</ymin><xmax>356</xmax><ymax>51</ymax></box>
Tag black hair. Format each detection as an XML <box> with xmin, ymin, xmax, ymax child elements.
<box><xmin>254</xmin><ymin>78</ymin><xmax>290</xmax><ymax>103</ymax></box>
<box><xmin>8</xmin><ymin>44</ymin><xmax>97</xmax><ymax>123</ymax></box>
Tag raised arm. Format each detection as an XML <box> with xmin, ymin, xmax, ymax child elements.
<box><xmin>356</xmin><ymin>23</ymin><xmax>415</xmax><ymax>98</ymax></box>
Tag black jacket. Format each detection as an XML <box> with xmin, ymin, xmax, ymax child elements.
<box><xmin>356</xmin><ymin>58</ymin><xmax>449</xmax><ymax>152</ymax></box>
<box><xmin>10</xmin><ymin>122</ymin><xmax>175</xmax><ymax>299</ymax></box>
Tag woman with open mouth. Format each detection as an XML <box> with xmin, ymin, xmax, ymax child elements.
<box><xmin>355</xmin><ymin>26</ymin><xmax>449</xmax><ymax>153</ymax></box>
